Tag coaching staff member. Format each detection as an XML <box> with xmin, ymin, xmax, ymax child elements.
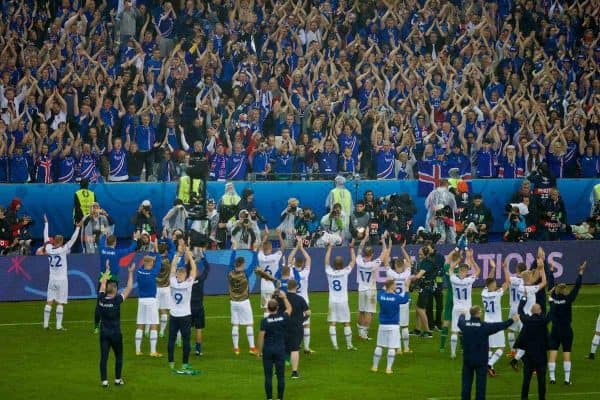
<box><xmin>518</xmin><ymin>297</ymin><xmax>550</xmax><ymax>400</ymax></box>
<box><xmin>258</xmin><ymin>290</ymin><xmax>292</xmax><ymax>400</ymax></box>
<box><xmin>97</xmin><ymin>263</ymin><xmax>135</xmax><ymax>387</ymax></box>
<box><xmin>459</xmin><ymin>306</ymin><xmax>518</xmax><ymax>400</ymax></box>
<box><xmin>413</xmin><ymin>246</ymin><xmax>436</xmax><ymax>337</ymax></box>
<box><xmin>285</xmin><ymin>280</ymin><xmax>310</xmax><ymax>379</ymax></box>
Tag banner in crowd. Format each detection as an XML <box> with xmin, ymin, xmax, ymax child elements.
<box><xmin>0</xmin><ymin>179</ymin><xmax>596</xmax><ymax>238</ymax></box>
<box><xmin>0</xmin><ymin>241</ymin><xmax>597</xmax><ymax>302</ymax></box>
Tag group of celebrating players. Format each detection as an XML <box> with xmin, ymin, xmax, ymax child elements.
<box><xmin>38</xmin><ymin>217</ymin><xmax>600</xmax><ymax>398</ymax></box>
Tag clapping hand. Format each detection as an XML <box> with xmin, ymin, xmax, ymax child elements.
<box><xmin>578</xmin><ymin>261</ymin><xmax>587</xmax><ymax>275</ymax></box>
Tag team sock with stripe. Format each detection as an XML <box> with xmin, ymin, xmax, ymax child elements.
<box><xmin>344</xmin><ymin>326</ymin><xmax>353</xmax><ymax>348</ymax></box>
<box><xmin>564</xmin><ymin>361</ymin><xmax>571</xmax><ymax>382</ymax></box>
<box><xmin>160</xmin><ymin>314</ymin><xmax>168</xmax><ymax>336</ymax></box>
<box><xmin>150</xmin><ymin>330</ymin><xmax>158</xmax><ymax>353</ymax></box>
<box><xmin>135</xmin><ymin>329</ymin><xmax>143</xmax><ymax>353</ymax></box>
<box><xmin>246</xmin><ymin>326</ymin><xmax>255</xmax><ymax>348</ymax></box>
<box><xmin>488</xmin><ymin>349</ymin><xmax>503</xmax><ymax>368</ymax></box>
<box><xmin>232</xmin><ymin>326</ymin><xmax>239</xmax><ymax>349</ymax></box>
<box><xmin>515</xmin><ymin>349</ymin><xmax>525</xmax><ymax>361</ymax></box>
<box><xmin>591</xmin><ymin>334</ymin><xmax>600</xmax><ymax>355</ymax></box>
<box><xmin>303</xmin><ymin>327</ymin><xmax>310</xmax><ymax>351</ymax></box>
<box><xmin>508</xmin><ymin>331</ymin><xmax>516</xmax><ymax>349</ymax></box>
<box><xmin>401</xmin><ymin>327</ymin><xmax>410</xmax><ymax>351</ymax></box>
<box><xmin>329</xmin><ymin>326</ymin><xmax>338</xmax><ymax>349</ymax></box>
<box><xmin>450</xmin><ymin>333</ymin><xmax>458</xmax><ymax>357</ymax></box>
<box><xmin>372</xmin><ymin>346</ymin><xmax>382</xmax><ymax>370</ymax></box>
<box><xmin>43</xmin><ymin>304</ymin><xmax>51</xmax><ymax>328</ymax></box>
<box><xmin>56</xmin><ymin>305</ymin><xmax>64</xmax><ymax>329</ymax></box>
<box><xmin>548</xmin><ymin>362</ymin><xmax>556</xmax><ymax>381</ymax></box>
<box><xmin>386</xmin><ymin>349</ymin><xmax>396</xmax><ymax>371</ymax></box>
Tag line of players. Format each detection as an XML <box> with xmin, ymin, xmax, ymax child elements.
<box><xmin>39</xmin><ymin>218</ymin><xmax>600</xmax><ymax>386</ymax></box>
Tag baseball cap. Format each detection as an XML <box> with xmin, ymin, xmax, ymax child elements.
<box><xmin>142</xmin><ymin>200</ymin><xmax>151</xmax><ymax>207</ymax></box>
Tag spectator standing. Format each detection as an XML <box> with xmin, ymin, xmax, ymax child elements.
<box><xmin>73</xmin><ymin>178</ymin><xmax>95</xmax><ymax>224</ymax></box>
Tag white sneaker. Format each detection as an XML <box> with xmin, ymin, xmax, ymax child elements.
<box><xmin>101</xmin><ymin>380</ymin><xmax>109</xmax><ymax>388</ymax></box>
<box><xmin>114</xmin><ymin>379</ymin><xmax>124</xmax><ymax>386</ymax></box>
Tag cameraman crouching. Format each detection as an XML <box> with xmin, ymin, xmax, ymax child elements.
<box><xmin>316</xmin><ymin>203</ymin><xmax>346</xmax><ymax>247</ymax></box>
<box><xmin>503</xmin><ymin>205</ymin><xmax>526</xmax><ymax>242</ymax></box>
<box><xmin>229</xmin><ymin>209</ymin><xmax>258</xmax><ymax>249</ymax></box>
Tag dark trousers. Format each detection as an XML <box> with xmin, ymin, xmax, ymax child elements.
<box><xmin>263</xmin><ymin>350</ymin><xmax>285</xmax><ymax>400</ymax></box>
<box><xmin>461</xmin><ymin>362</ymin><xmax>487</xmax><ymax>400</ymax></box>
<box><xmin>138</xmin><ymin>150</ymin><xmax>154</xmax><ymax>180</ymax></box>
<box><xmin>100</xmin><ymin>333</ymin><xmax>123</xmax><ymax>381</ymax></box>
<box><xmin>168</xmin><ymin>315</ymin><xmax>192</xmax><ymax>364</ymax></box>
<box><xmin>521</xmin><ymin>355</ymin><xmax>547</xmax><ymax>400</ymax></box>
<box><xmin>427</xmin><ymin>286</ymin><xmax>443</xmax><ymax>329</ymax></box>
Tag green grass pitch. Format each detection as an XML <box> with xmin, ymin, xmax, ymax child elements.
<box><xmin>1</xmin><ymin>287</ymin><xmax>599</xmax><ymax>400</ymax></box>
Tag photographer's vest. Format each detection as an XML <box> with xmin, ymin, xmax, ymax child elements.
<box><xmin>74</xmin><ymin>189</ymin><xmax>95</xmax><ymax>218</ymax></box>
<box><xmin>331</xmin><ymin>188</ymin><xmax>352</xmax><ymax>215</ymax></box>
<box><xmin>177</xmin><ymin>176</ymin><xmax>202</xmax><ymax>204</ymax></box>
<box><xmin>448</xmin><ymin>178</ymin><xmax>460</xmax><ymax>190</ymax></box>
<box><xmin>221</xmin><ymin>193</ymin><xmax>241</xmax><ymax>223</ymax></box>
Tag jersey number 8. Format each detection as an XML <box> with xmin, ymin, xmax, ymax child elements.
<box><xmin>332</xmin><ymin>279</ymin><xmax>342</xmax><ymax>291</ymax></box>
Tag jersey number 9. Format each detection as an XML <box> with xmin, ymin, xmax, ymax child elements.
<box><xmin>174</xmin><ymin>292</ymin><xmax>183</xmax><ymax>304</ymax></box>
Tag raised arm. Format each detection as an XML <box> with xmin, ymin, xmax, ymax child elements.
<box><xmin>121</xmin><ymin>263</ymin><xmax>136</xmax><ymax>300</ymax></box>
<box><xmin>186</xmin><ymin>249</ymin><xmax>197</xmax><ymax>281</ymax></box>
<box><xmin>43</xmin><ymin>214</ymin><xmax>49</xmax><ymax>243</ymax></box>
<box><xmin>348</xmin><ymin>245</ymin><xmax>356</xmax><ymax>270</ymax></box>
<box><xmin>501</xmin><ymin>258</ymin><xmax>511</xmax><ymax>291</ymax></box>
<box><xmin>65</xmin><ymin>224</ymin><xmax>81</xmax><ymax>250</ymax></box>
<box><xmin>325</xmin><ymin>242</ymin><xmax>332</xmax><ymax>268</ymax></box>
<box><xmin>466</xmin><ymin>248</ymin><xmax>481</xmax><ymax>278</ymax></box>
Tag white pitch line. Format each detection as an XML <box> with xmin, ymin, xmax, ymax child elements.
<box><xmin>0</xmin><ymin>305</ymin><xmax>598</xmax><ymax>328</ymax></box>
<box><xmin>428</xmin><ymin>392</ymin><xmax>600</xmax><ymax>400</ymax></box>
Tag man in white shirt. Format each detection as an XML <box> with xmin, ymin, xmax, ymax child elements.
<box><xmin>449</xmin><ymin>249</ymin><xmax>480</xmax><ymax>359</ymax></box>
<box><xmin>507</xmin><ymin>262</ymin><xmax>527</xmax><ymax>353</ymax></box>
<box><xmin>325</xmin><ymin>242</ymin><xmax>356</xmax><ymax>350</ymax></box>
<box><xmin>356</xmin><ymin>229</ymin><xmax>389</xmax><ymax>340</ymax></box>
<box><xmin>43</xmin><ymin>221</ymin><xmax>81</xmax><ymax>330</ymax></box>
<box><xmin>167</xmin><ymin>248</ymin><xmax>197</xmax><ymax>374</ymax></box>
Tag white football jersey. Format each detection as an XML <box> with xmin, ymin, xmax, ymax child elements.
<box><xmin>45</xmin><ymin>227</ymin><xmax>80</xmax><ymax>280</ymax></box>
<box><xmin>326</xmin><ymin>265</ymin><xmax>351</xmax><ymax>303</ymax></box>
<box><xmin>518</xmin><ymin>284</ymin><xmax>540</xmax><ymax>315</ymax></box>
<box><xmin>509</xmin><ymin>276</ymin><xmax>523</xmax><ymax>310</ymax></box>
<box><xmin>386</xmin><ymin>268</ymin><xmax>411</xmax><ymax>295</ymax></box>
<box><xmin>169</xmin><ymin>276</ymin><xmax>193</xmax><ymax>317</ymax></box>
<box><xmin>296</xmin><ymin>266</ymin><xmax>310</xmax><ymax>303</ymax></box>
<box><xmin>356</xmin><ymin>255</ymin><xmax>380</xmax><ymax>291</ymax></box>
<box><xmin>450</xmin><ymin>274</ymin><xmax>476</xmax><ymax>308</ymax></box>
<box><xmin>258</xmin><ymin>250</ymin><xmax>282</xmax><ymax>292</ymax></box>
<box><xmin>481</xmin><ymin>288</ymin><xmax>504</xmax><ymax>322</ymax></box>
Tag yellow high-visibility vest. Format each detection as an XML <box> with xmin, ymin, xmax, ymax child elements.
<box><xmin>75</xmin><ymin>189</ymin><xmax>95</xmax><ymax>217</ymax></box>
<box><xmin>177</xmin><ymin>176</ymin><xmax>203</xmax><ymax>204</ymax></box>
<box><xmin>331</xmin><ymin>188</ymin><xmax>352</xmax><ymax>214</ymax></box>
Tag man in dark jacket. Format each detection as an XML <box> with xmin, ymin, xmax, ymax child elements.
<box><xmin>459</xmin><ymin>306</ymin><xmax>517</xmax><ymax>400</ymax></box>
<box><xmin>518</xmin><ymin>297</ymin><xmax>550</xmax><ymax>400</ymax></box>
<box><xmin>131</xmin><ymin>199</ymin><xmax>158</xmax><ymax>236</ymax></box>
<box><xmin>461</xmin><ymin>194</ymin><xmax>493</xmax><ymax>243</ymax></box>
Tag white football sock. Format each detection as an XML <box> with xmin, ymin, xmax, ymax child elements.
<box><xmin>386</xmin><ymin>349</ymin><xmax>396</xmax><ymax>371</ymax></box>
<box><xmin>489</xmin><ymin>349</ymin><xmax>503</xmax><ymax>368</ymax></box>
<box><xmin>232</xmin><ymin>326</ymin><xmax>239</xmax><ymax>349</ymax></box>
<box><xmin>344</xmin><ymin>326</ymin><xmax>353</xmax><ymax>348</ymax></box>
<box><xmin>488</xmin><ymin>351</ymin><xmax>492</xmax><ymax>360</ymax></box>
<box><xmin>303</xmin><ymin>327</ymin><xmax>310</xmax><ymax>351</ymax></box>
<box><xmin>246</xmin><ymin>326</ymin><xmax>255</xmax><ymax>348</ymax></box>
<box><xmin>548</xmin><ymin>362</ymin><xmax>556</xmax><ymax>380</ymax></box>
<box><xmin>515</xmin><ymin>349</ymin><xmax>525</xmax><ymax>360</ymax></box>
<box><xmin>508</xmin><ymin>331</ymin><xmax>516</xmax><ymax>349</ymax></box>
<box><xmin>43</xmin><ymin>304</ymin><xmax>51</xmax><ymax>328</ymax></box>
<box><xmin>150</xmin><ymin>330</ymin><xmax>158</xmax><ymax>353</ymax></box>
<box><xmin>450</xmin><ymin>334</ymin><xmax>458</xmax><ymax>357</ymax></box>
<box><xmin>401</xmin><ymin>327</ymin><xmax>410</xmax><ymax>351</ymax></box>
<box><xmin>56</xmin><ymin>305</ymin><xmax>64</xmax><ymax>329</ymax></box>
<box><xmin>372</xmin><ymin>346</ymin><xmax>382</xmax><ymax>369</ymax></box>
<box><xmin>160</xmin><ymin>314</ymin><xmax>168</xmax><ymax>335</ymax></box>
<box><xmin>591</xmin><ymin>334</ymin><xmax>600</xmax><ymax>354</ymax></box>
<box><xmin>564</xmin><ymin>361</ymin><xmax>571</xmax><ymax>382</ymax></box>
<box><xmin>329</xmin><ymin>326</ymin><xmax>338</xmax><ymax>349</ymax></box>
<box><xmin>135</xmin><ymin>329</ymin><xmax>143</xmax><ymax>353</ymax></box>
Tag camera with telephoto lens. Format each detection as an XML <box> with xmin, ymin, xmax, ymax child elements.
<box><xmin>416</xmin><ymin>229</ymin><xmax>441</xmax><ymax>244</ymax></box>
<box><xmin>186</xmin><ymin>192</ymin><xmax>206</xmax><ymax>220</ymax></box>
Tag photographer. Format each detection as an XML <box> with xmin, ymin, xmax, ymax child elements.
<box><xmin>294</xmin><ymin>208</ymin><xmax>318</xmax><ymax>247</ymax></box>
<box><xmin>316</xmin><ymin>203</ymin><xmax>347</xmax><ymax>247</ymax></box>
<box><xmin>278</xmin><ymin>198</ymin><xmax>302</xmax><ymax>248</ymax></box>
<box><xmin>381</xmin><ymin>193</ymin><xmax>417</xmax><ymax>244</ymax></box>
<box><xmin>81</xmin><ymin>203</ymin><xmax>114</xmax><ymax>254</ymax></box>
<box><xmin>429</xmin><ymin>205</ymin><xmax>456</xmax><ymax>244</ymax></box>
<box><xmin>189</xmin><ymin>199</ymin><xmax>220</xmax><ymax>250</ymax></box>
<box><xmin>363</xmin><ymin>190</ymin><xmax>383</xmax><ymax>220</ymax></box>
<box><xmin>503</xmin><ymin>205</ymin><xmax>526</xmax><ymax>242</ymax></box>
<box><xmin>162</xmin><ymin>199</ymin><xmax>189</xmax><ymax>234</ymax></box>
<box><xmin>131</xmin><ymin>200</ymin><xmax>158</xmax><ymax>237</ymax></box>
<box><xmin>230</xmin><ymin>209</ymin><xmax>258</xmax><ymax>250</ymax></box>
<box><xmin>461</xmin><ymin>194</ymin><xmax>493</xmax><ymax>243</ymax></box>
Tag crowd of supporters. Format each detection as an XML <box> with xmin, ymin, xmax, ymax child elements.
<box><xmin>0</xmin><ymin>0</ymin><xmax>597</xmax><ymax>184</ymax></box>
